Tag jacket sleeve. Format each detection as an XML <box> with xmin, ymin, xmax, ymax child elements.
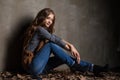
<box><xmin>37</xmin><ymin>27</ymin><xmax>66</xmax><ymax>48</ymax></box>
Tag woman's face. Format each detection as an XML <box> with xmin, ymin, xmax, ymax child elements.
<box><xmin>43</xmin><ymin>13</ymin><xmax>54</xmax><ymax>28</ymax></box>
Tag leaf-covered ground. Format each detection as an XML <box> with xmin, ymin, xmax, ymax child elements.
<box><xmin>0</xmin><ymin>70</ymin><xmax>120</xmax><ymax>80</ymax></box>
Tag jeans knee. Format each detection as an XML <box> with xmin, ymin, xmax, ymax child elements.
<box><xmin>45</xmin><ymin>42</ymin><xmax>51</xmax><ymax>46</ymax></box>
<box><xmin>49</xmin><ymin>42</ymin><xmax>60</xmax><ymax>48</ymax></box>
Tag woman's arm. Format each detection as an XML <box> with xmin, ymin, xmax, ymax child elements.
<box><xmin>38</xmin><ymin>27</ymin><xmax>66</xmax><ymax>48</ymax></box>
<box><xmin>62</xmin><ymin>40</ymin><xmax>80</xmax><ymax>64</ymax></box>
<box><xmin>38</xmin><ymin>27</ymin><xmax>80</xmax><ymax>63</ymax></box>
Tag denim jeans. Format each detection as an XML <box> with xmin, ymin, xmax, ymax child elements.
<box><xmin>28</xmin><ymin>42</ymin><xmax>93</xmax><ymax>75</ymax></box>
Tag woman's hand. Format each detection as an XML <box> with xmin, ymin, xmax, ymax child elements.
<box><xmin>70</xmin><ymin>45</ymin><xmax>80</xmax><ymax>64</ymax></box>
<box><xmin>64</xmin><ymin>40</ymin><xmax>80</xmax><ymax>64</ymax></box>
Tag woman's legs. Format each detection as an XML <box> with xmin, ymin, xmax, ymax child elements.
<box><xmin>44</xmin><ymin>42</ymin><xmax>93</xmax><ymax>72</ymax></box>
<box><xmin>29</xmin><ymin>43</ymin><xmax>51</xmax><ymax>75</ymax></box>
<box><xmin>29</xmin><ymin>42</ymin><xmax>94</xmax><ymax>75</ymax></box>
<box><xmin>45</xmin><ymin>42</ymin><xmax>108</xmax><ymax>76</ymax></box>
<box><xmin>28</xmin><ymin>42</ymin><xmax>74</xmax><ymax>75</ymax></box>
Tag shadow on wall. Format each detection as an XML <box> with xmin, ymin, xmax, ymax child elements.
<box><xmin>4</xmin><ymin>16</ymin><xmax>33</xmax><ymax>73</ymax></box>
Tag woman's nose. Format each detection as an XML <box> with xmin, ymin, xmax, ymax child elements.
<box><xmin>48</xmin><ymin>20</ymin><xmax>52</xmax><ymax>24</ymax></box>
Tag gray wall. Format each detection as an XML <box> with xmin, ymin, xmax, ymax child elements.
<box><xmin>0</xmin><ymin>0</ymin><xmax>120</xmax><ymax>72</ymax></box>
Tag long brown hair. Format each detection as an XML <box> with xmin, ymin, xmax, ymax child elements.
<box><xmin>23</xmin><ymin>8</ymin><xmax>55</xmax><ymax>50</ymax></box>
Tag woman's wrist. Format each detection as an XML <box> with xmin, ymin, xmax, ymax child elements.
<box><xmin>70</xmin><ymin>44</ymin><xmax>74</xmax><ymax>49</ymax></box>
<box><xmin>69</xmin><ymin>44</ymin><xmax>74</xmax><ymax>52</ymax></box>
<box><xmin>65</xmin><ymin>44</ymin><xmax>70</xmax><ymax>51</ymax></box>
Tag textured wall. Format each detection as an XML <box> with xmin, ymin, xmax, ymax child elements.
<box><xmin>0</xmin><ymin>0</ymin><xmax>119</xmax><ymax>72</ymax></box>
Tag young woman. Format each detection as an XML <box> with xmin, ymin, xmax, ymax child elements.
<box><xmin>22</xmin><ymin>8</ymin><xmax>108</xmax><ymax>77</ymax></box>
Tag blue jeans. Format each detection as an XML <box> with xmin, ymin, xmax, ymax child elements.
<box><xmin>28</xmin><ymin>42</ymin><xmax>93</xmax><ymax>75</ymax></box>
